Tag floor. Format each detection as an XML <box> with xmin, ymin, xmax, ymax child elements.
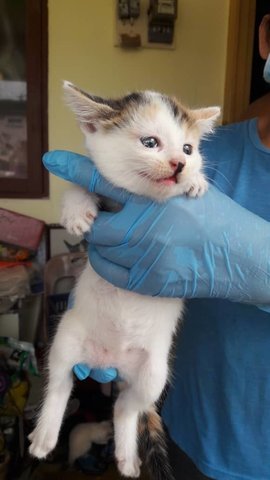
<box><xmin>30</xmin><ymin>463</ymin><xmax>150</xmax><ymax>479</ymax></box>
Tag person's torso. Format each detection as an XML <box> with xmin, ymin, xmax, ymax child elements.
<box><xmin>162</xmin><ymin>119</ymin><xmax>270</xmax><ymax>480</ymax></box>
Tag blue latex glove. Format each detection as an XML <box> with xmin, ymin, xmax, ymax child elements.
<box><xmin>73</xmin><ymin>364</ymin><xmax>118</xmax><ymax>383</ymax></box>
<box><xmin>43</xmin><ymin>150</ymin><xmax>270</xmax><ymax>309</ymax></box>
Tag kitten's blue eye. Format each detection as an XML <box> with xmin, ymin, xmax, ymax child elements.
<box><xmin>183</xmin><ymin>144</ymin><xmax>193</xmax><ymax>155</ymax></box>
<box><xmin>140</xmin><ymin>137</ymin><xmax>159</xmax><ymax>148</ymax></box>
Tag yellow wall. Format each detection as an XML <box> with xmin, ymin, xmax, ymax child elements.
<box><xmin>1</xmin><ymin>0</ymin><xmax>230</xmax><ymax>222</ymax></box>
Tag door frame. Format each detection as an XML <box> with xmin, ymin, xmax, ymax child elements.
<box><xmin>223</xmin><ymin>0</ymin><xmax>256</xmax><ymax>124</ymax></box>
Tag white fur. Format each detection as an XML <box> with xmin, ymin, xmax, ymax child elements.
<box><xmin>82</xmin><ymin>93</ymin><xmax>212</xmax><ymax>200</ymax></box>
<box><xmin>29</xmin><ymin>85</ymin><xmax>219</xmax><ymax>478</ymax></box>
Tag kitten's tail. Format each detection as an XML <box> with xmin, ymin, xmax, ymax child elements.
<box><xmin>139</xmin><ymin>408</ymin><xmax>175</xmax><ymax>480</ymax></box>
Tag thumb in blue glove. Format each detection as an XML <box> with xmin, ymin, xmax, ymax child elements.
<box><xmin>43</xmin><ymin>150</ymin><xmax>130</xmax><ymax>205</ymax></box>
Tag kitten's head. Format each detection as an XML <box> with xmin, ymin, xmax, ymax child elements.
<box><xmin>63</xmin><ymin>81</ymin><xmax>220</xmax><ymax>200</ymax></box>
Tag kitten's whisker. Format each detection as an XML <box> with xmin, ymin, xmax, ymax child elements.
<box><xmin>203</xmin><ymin>159</ymin><xmax>233</xmax><ymax>168</ymax></box>
<box><xmin>204</xmin><ymin>168</ymin><xmax>233</xmax><ymax>189</ymax></box>
<box><xmin>204</xmin><ymin>175</ymin><xmax>230</xmax><ymax>193</ymax></box>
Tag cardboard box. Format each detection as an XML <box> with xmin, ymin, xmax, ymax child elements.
<box><xmin>0</xmin><ymin>208</ymin><xmax>45</xmax><ymax>261</ymax></box>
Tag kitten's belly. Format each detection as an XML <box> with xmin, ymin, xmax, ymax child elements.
<box><xmin>73</xmin><ymin>263</ymin><xmax>183</xmax><ymax>374</ymax></box>
<box><xmin>81</xmin><ymin>337</ymin><xmax>148</xmax><ymax>377</ymax></box>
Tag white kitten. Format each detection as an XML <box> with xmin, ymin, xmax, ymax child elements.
<box><xmin>29</xmin><ymin>83</ymin><xmax>220</xmax><ymax>479</ymax></box>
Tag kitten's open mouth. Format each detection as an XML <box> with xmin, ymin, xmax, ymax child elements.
<box><xmin>140</xmin><ymin>171</ymin><xmax>178</xmax><ymax>186</ymax></box>
<box><xmin>155</xmin><ymin>173</ymin><xmax>178</xmax><ymax>186</ymax></box>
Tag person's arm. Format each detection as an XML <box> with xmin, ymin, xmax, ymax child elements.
<box><xmin>44</xmin><ymin>151</ymin><xmax>270</xmax><ymax>311</ymax></box>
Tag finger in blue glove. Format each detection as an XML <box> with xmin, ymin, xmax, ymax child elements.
<box><xmin>73</xmin><ymin>363</ymin><xmax>118</xmax><ymax>383</ymax></box>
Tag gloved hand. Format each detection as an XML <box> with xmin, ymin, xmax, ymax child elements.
<box><xmin>73</xmin><ymin>363</ymin><xmax>118</xmax><ymax>382</ymax></box>
<box><xmin>43</xmin><ymin>150</ymin><xmax>270</xmax><ymax>309</ymax></box>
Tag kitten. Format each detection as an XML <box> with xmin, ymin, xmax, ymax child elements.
<box><xmin>68</xmin><ymin>420</ymin><xmax>113</xmax><ymax>465</ymax></box>
<box><xmin>29</xmin><ymin>82</ymin><xmax>220</xmax><ymax>479</ymax></box>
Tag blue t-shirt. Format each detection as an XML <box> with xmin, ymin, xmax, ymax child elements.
<box><xmin>162</xmin><ymin>118</ymin><xmax>270</xmax><ymax>480</ymax></box>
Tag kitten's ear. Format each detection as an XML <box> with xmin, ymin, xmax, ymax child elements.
<box><xmin>63</xmin><ymin>81</ymin><xmax>115</xmax><ymax>132</ymax></box>
<box><xmin>192</xmin><ymin>106</ymin><xmax>221</xmax><ymax>135</ymax></box>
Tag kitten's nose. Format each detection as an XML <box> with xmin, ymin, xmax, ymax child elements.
<box><xmin>169</xmin><ymin>159</ymin><xmax>185</xmax><ymax>173</ymax></box>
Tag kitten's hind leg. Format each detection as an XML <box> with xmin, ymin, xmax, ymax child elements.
<box><xmin>114</xmin><ymin>390</ymin><xmax>141</xmax><ymax>478</ymax></box>
<box><xmin>29</xmin><ymin>361</ymin><xmax>73</xmax><ymax>458</ymax></box>
<box><xmin>114</xmin><ymin>354</ymin><xmax>169</xmax><ymax>478</ymax></box>
<box><xmin>29</xmin><ymin>311</ymin><xmax>84</xmax><ymax>459</ymax></box>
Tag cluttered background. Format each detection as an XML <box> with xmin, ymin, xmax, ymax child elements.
<box><xmin>0</xmin><ymin>209</ymin><xmax>119</xmax><ymax>479</ymax></box>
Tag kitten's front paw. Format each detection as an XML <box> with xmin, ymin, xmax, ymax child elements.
<box><xmin>28</xmin><ymin>425</ymin><xmax>58</xmax><ymax>459</ymax></box>
<box><xmin>184</xmin><ymin>173</ymin><xmax>208</xmax><ymax>198</ymax></box>
<box><xmin>61</xmin><ymin>208</ymin><xmax>96</xmax><ymax>236</ymax></box>
<box><xmin>61</xmin><ymin>195</ymin><xmax>98</xmax><ymax>236</ymax></box>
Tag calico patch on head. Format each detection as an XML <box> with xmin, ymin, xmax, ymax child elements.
<box><xmin>63</xmin><ymin>81</ymin><xmax>220</xmax><ymax>199</ymax></box>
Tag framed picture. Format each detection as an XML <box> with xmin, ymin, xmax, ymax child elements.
<box><xmin>0</xmin><ymin>0</ymin><xmax>48</xmax><ymax>198</ymax></box>
<box><xmin>0</xmin><ymin>109</ymin><xmax>27</xmax><ymax>179</ymax></box>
